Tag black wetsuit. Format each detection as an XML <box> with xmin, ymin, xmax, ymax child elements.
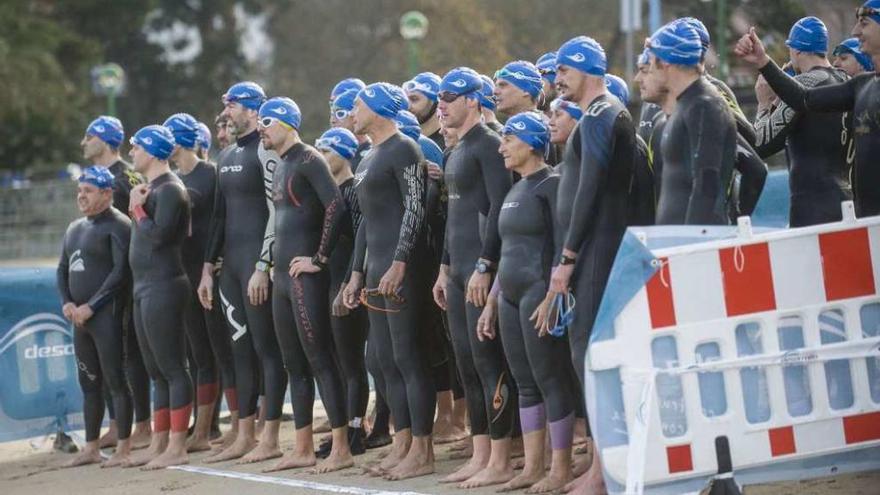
<box><xmin>557</xmin><ymin>94</ymin><xmax>635</xmax><ymax>391</ymax></box>
<box><xmin>637</xmin><ymin>103</ymin><xmax>664</xmax><ymax>143</ymax></box>
<box><xmin>443</xmin><ymin>123</ymin><xmax>515</xmax><ymax>440</ymax></box>
<box><xmin>656</xmin><ymin>78</ymin><xmax>737</xmax><ymax>225</ymax></box>
<box><xmin>754</xmin><ymin>66</ymin><xmax>852</xmax><ymax>227</ymax></box>
<box><xmin>485</xmin><ymin>120</ymin><xmax>504</xmax><ymax>135</ymax></box>
<box><xmin>57</xmin><ymin>207</ymin><xmax>133</xmax><ymax>442</ymax></box>
<box><xmin>205</xmin><ymin>130</ymin><xmax>286</xmax><ymax>421</ymax></box>
<box><xmin>497</xmin><ymin>167</ymin><xmax>576</xmax><ymax>449</ymax></box>
<box><xmin>428</xmin><ymin>128</ymin><xmax>445</xmax><ymax>150</ymax></box>
<box><xmin>129</xmin><ymin>172</ymin><xmax>193</xmax><ymax>432</ymax></box>
<box><xmin>628</xmin><ymin>135</ymin><xmax>655</xmax><ymax>226</ymax></box>
<box><xmin>177</xmin><ymin>161</ymin><xmax>236</xmax><ymax>410</ymax></box>
<box><xmin>351</xmin><ymin>132</ymin><xmax>435</xmax><ymax>436</ymax></box>
<box><xmin>271</xmin><ymin>142</ymin><xmax>346</xmax><ymax>430</ymax></box>
<box><xmin>351</xmin><ymin>141</ymin><xmax>371</xmax><ymax>173</ymax></box>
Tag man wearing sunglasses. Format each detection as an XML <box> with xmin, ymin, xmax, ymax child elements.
<box><xmin>403</xmin><ymin>72</ymin><xmax>444</xmax><ymax>149</ymax></box>
<box><xmin>536</xmin><ymin>51</ymin><xmax>559</xmax><ymax>115</ymax></box>
<box><xmin>434</xmin><ymin>67</ymin><xmax>516</xmax><ymax>489</ymax></box>
<box><xmin>330</xmin><ymin>88</ymin><xmax>372</xmax><ymax>172</ymax></box>
<box><xmin>737</xmin><ymin>0</ymin><xmax>880</xmax><ymax>217</ymax></box>
<box><xmin>199</xmin><ymin>81</ymin><xmax>287</xmax><ymax>464</ymax></box>
<box><xmin>493</xmin><ymin>61</ymin><xmax>543</xmax><ymax>118</ymax></box>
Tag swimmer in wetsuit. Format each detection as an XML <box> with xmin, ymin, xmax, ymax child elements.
<box><xmin>536</xmin><ymin>51</ymin><xmax>559</xmax><ymax>116</ymax></box>
<box><xmin>478</xmin><ymin>75</ymin><xmax>505</xmax><ymax>136</ymax></box>
<box><xmin>404</xmin><ymin>72</ymin><xmax>446</xmax><ymax>149</ymax></box>
<box><xmin>752</xmin><ymin>17</ymin><xmax>851</xmax><ymax>227</ymax></box>
<box><xmin>125</xmin><ymin>125</ymin><xmax>193</xmax><ymax>470</ymax></box>
<box><xmin>433</xmin><ymin>68</ymin><xmax>517</xmax><ymax>489</ymax></box>
<box><xmin>58</xmin><ymin>166</ymin><xmax>134</xmax><ymax>468</ymax></box>
<box><xmin>330</xmin><ymin>88</ymin><xmax>372</xmax><ymax>172</ymax></box>
<box><xmin>342</xmin><ymin>82</ymin><xmax>436</xmax><ymax>480</ymax></box>
<box><xmin>79</xmin><ymin>117</ymin><xmax>152</xmax><ymax>449</ymax></box>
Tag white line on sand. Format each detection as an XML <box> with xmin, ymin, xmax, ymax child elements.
<box><xmin>169</xmin><ymin>465</ymin><xmax>431</xmax><ymax>495</ymax></box>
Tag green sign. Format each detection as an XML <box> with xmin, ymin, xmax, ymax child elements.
<box><xmin>400</xmin><ymin>11</ymin><xmax>428</xmax><ymax>40</ymax></box>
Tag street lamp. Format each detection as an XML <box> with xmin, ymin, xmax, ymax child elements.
<box><xmin>400</xmin><ymin>11</ymin><xmax>429</xmax><ymax>75</ymax></box>
<box><xmin>90</xmin><ymin>63</ymin><xmax>126</xmax><ymax>117</ymax></box>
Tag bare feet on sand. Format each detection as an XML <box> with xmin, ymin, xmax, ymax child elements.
<box><xmin>62</xmin><ymin>449</ymin><xmax>102</xmax><ymax>468</ymax></box>
<box><xmin>203</xmin><ymin>435</ymin><xmax>257</xmax><ymax>463</ymax></box>
<box><xmin>458</xmin><ymin>463</ymin><xmax>515</xmax><ymax>489</ymax></box>
<box><xmin>263</xmin><ymin>448</ymin><xmax>315</xmax><ymax>472</ymax></box>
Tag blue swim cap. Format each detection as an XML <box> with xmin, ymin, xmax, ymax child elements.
<box><xmin>502</xmin><ymin>112</ymin><xmax>550</xmax><ymax>152</ymax></box>
<box><xmin>860</xmin><ymin>0</ymin><xmax>880</xmax><ymax>24</ymax></box>
<box><xmin>536</xmin><ymin>52</ymin><xmax>557</xmax><ymax>84</ymax></box>
<box><xmin>550</xmin><ymin>98</ymin><xmax>583</xmax><ymax>121</ymax></box>
<box><xmin>358</xmin><ymin>82</ymin><xmax>408</xmax><ymax>119</ymax></box>
<box><xmin>403</xmin><ymin>72</ymin><xmax>441</xmax><ymax>102</ymax></box>
<box><xmin>130</xmin><ymin>125</ymin><xmax>176</xmax><ymax>160</ymax></box>
<box><xmin>680</xmin><ymin>17</ymin><xmax>710</xmax><ymax>52</ymax></box>
<box><xmin>604</xmin><ymin>74</ymin><xmax>630</xmax><ymax>106</ymax></box>
<box><xmin>86</xmin><ymin>116</ymin><xmax>124</xmax><ymax>149</ymax></box>
<box><xmin>648</xmin><ymin>20</ymin><xmax>703</xmax><ymax>67</ymax></box>
<box><xmin>637</xmin><ymin>47</ymin><xmax>651</xmax><ymax>66</ymax></box>
<box><xmin>440</xmin><ymin>67</ymin><xmax>483</xmax><ymax>98</ymax></box>
<box><xmin>163</xmin><ymin>112</ymin><xmax>200</xmax><ymax>149</ymax></box>
<box><xmin>222</xmin><ymin>81</ymin><xmax>266</xmax><ymax>111</ymax></box>
<box><xmin>479</xmin><ymin>75</ymin><xmax>497</xmax><ymax>111</ymax></box>
<box><xmin>332</xmin><ymin>88</ymin><xmax>359</xmax><ymax>112</ymax></box>
<box><xmin>331</xmin><ymin>78</ymin><xmax>366</xmax><ymax>102</ymax></box>
<box><xmin>834</xmin><ymin>37</ymin><xmax>875</xmax><ymax>71</ymax></box>
<box><xmin>259</xmin><ymin>97</ymin><xmax>302</xmax><ymax>130</ymax></box>
<box><xmin>786</xmin><ymin>16</ymin><xmax>828</xmax><ymax>54</ymax></box>
<box><xmin>557</xmin><ymin>36</ymin><xmax>607</xmax><ymax>76</ymax></box>
<box><xmin>196</xmin><ymin>122</ymin><xmax>211</xmax><ymax>152</ymax></box>
<box><xmin>79</xmin><ymin>166</ymin><xmax>115</xmax><ymax>190</ymax></box>
<box><xmin>418</xmin><ymin>135</ymin><xmax>444</xmax><ymax>166</ymax></box>
<box><xmin>495</xmin><ymin>61</ymin><xmax>543</xmax><ymax>99</ymax></box>
<box><xmin>394</xmin><ymin>111</ymin><xmax>422</xmax><ymax>140</ymax></box>
<box><xmin>315</xmin><ymin>127</ymin><xmax>358</xmax><ymax>161</ymax></box>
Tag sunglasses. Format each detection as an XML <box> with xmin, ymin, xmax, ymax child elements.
<box><xmin>857</xmin><ymin>6</ymin><xmax>880</xmax><ymax>19</ymax></box>
<box><xmin>259</xmin><ymin>117</ymin><xmax>292</xmax><ymax>129</ymax></box>
<box><xmin>538</xmin><ymin>67</ymin><xmax>556</xmax><ymax>75</ymax></box>
<box><xmin>358</xmin><ymin>288</ymin><xmax>406</xmax><ymax>313</ymax></box>
<box><xmin>438</xmin><ymin>90</ymin><xmax>468</xmax><ymax>103</ymax></box>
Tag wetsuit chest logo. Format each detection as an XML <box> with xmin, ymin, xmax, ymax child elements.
<box><xmin>69</xmin><ymin>250</ymin><xmax>85</xmax><ymax>272</ymax></box>
<box><xmin>354</xmin><ymin>168</ymin><xmax>368</xmax><ymax>187</ymax></box>
<box><xmin>501</xmin><ymin>201</ymin><xmax>519</xmax><ymax>209</ymax></box>
<box><xmin>586</xmin><ymin>101</ymin><xmax>612</xmax><ymax>117</ymax></box>
<box><xmin>220</xmin><ymin>164</ymin><xmax>244</xmax><ymax>173</ymax></box>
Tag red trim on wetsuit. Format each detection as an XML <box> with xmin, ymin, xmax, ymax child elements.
<box><xmin>286</xmin><ymin>176</ymin><xmax>301</xmax><ymax>207</ymax></box>
<box><xmin>197</xmin><ymin>382</ymin><xmax>219</xmax><ymax>406</ymax></box>
<box><xmin>154</xmin><ymin>408</ymin><xmax>170</xmax><ymax>432</ymax></box>
<box><xmin>171</xmin><ymin>405</ymin><xmax>193</xmax><ymax>433</ymax></box>
<box><xmin>132</xmin><ymin>204</ymin><xmax>148</xmax><ymax>223</ymax></box>
<box><xmin>224</xmin><ymin>387</ymin><xmax>239</xmax><ymax>411</ymax></box>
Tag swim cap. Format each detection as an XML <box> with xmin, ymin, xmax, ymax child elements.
<box><xmin>419</xmin><ymin>136</ymin><xmax>444</xmax><ymax>166</ymax></box>
<box><xmin>859</xmin><ymin>0</ymin><xmax>880</xmax><ymax>24</ymax></box>
<box><xmin>536</xmin><ymin>52</ymin><xmax>557</xmax><ymax>84</ymax></box>
<box><xmin>86</xmin><ymin>116</ymin><xmax>124</xmax><ymax>149</ymax></box>
<box><xmin>502</xmin><ymin>112</ymin><xmax>550</xmax><ymax>151</ymax></box>
<box><xmin>358</xmin><ymin>82</ymin><xmax>408</xmax><ymax>119</ymax></box>
<box><xmin>403</xmin><ymin>72</ymin><xmax>441</xmax><ymax>102</ymax></box>
<box><xmin>550</xmin><ymin>98</ymin><xmax>583</xmax><ymax>121</ymax></box>
<box><xmin>557</xmin><ymin>36</ymin><xmax>607</xmax><ymax>76</ymax></box>
<box><xmin>315</xmin><ymin>127</ymin><xmax>358</xmax><ymax>160</ymax></box>
<box><xmin>479</xmin><ymin>75</ymin><xmax>497</xmax><ymax>111</ymax></box>
<box><xmin>440</xmin><ymin>67</ymin><xmax>483</xmax><ymax>98</ymax></box>
<box><xmin>834</xmin><ymin>37</ymin><xmax>875</xmax><ymax>71</ymax></box>
<box><xmin>258</xmin><ymin>97</ymin><xmax>302</xmax><ymax>130</ymax></box>
<box><xmin>130</xmin><ymin>125</ymin><xmax>176</xmax><ymax>160</ymax></box>
<box><xmin>680</xmin><ymin>17</ymin><xmax>711</xmax><ymax>52</ymax></box>
<box><xmin>196</xmin><ymin>122</ymin><xmax>211</xmax><ymax>152</ymax></box>
<box><xmin>331</xmin><ymin>78</ymin><xmax>366</xmax><ymax>102</ymax></box>
<box><xmin>394</xmin><ymin>111</ymin><xmax>422</xmax><ymax>140</ymax></box>
<box><xmin>495</xmin><ymin>61</ymin><xmax>543</xmax><ymax>98</ymax></box>
<box><xmin>222</xmin><ymin>81</ymin><xmax>266</xmax><ymax>110</ymax></box>
<box><xmin>332</xmin><ymin>88</ymin><xmax>359</xmax><ymax>112</ymax></box>
<box><xmin>648</xmin><ymin>20</ymin><xmax>703</xmax><ymax>66</ymax></box>
<box><xmin>79</xmin><ymin>166</ymin><xmax>115</xmax><ymax>190</ymax></box>
<box><xmin>785</xmin><ymin>16</ymin><xmax>828</xmax><ymax>54</ymax></box>
<box><xmin>163</xmin><ymin>112</ymin><xmax>200</xmax><ymax>149</ymax></box>
<box><xmin>604</xmin><ymin>74</ymin><xmax>630</xmax><ymax>106</ymax></box>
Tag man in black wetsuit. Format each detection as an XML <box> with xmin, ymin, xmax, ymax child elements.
<box><xmin>125</xmin><ymin>125</ymin><xmax>192</xmax><ymax>470</ymax></box>
<box><xmin>253</xmin><ymin>97</ymin><xmax>353</xmax><ymax>474</ymax></box>
<box><xmin>342</xmin><ymin>82</ymin><xmax>435</xmax><ymax>480</ymax></box>
<box><xmin>79</xmin><ymin>117</ymin><xmax>152</xmax><ymax>449</ymax></box>
<box><xmin>330</xmin><ymin>88</ymin><xmax>372</xmax><ymax>172</ymax></box>
<box><xmin>753</xmin><ymin>17</ymin><xmax>851</xmax><ymax>227</ymax></box>
<box><xmin>634</xmin><ymin>49</ymin><xmax>668</xmax><ymax>205</ymax></box>
<box><xmin>165</xmin><ymin>112</ymin><xmax>238</xmax><ymax>452</ymax></box>
<box><xmin>198</xmin><ymin>81</ymin><xmax>287</xmax><ymax>464</ymax></box>
<box><xmin>214</xmin><ymin>114</ymin><xmax>233</xmax><ymax>150</ymax></box>
<box><xmin>833</xmin><ymin>38</ymin><xmax>875</xmax><ymax>184</ymax></box>
<box><xmin>642</xmin><ymin>21</ymin><xmax>737</xmax><ymax>225</ymax></box>
<box><xmin>536</xmin><ymin>51</ymin><xmax>559</xmax><ymax>115</ymax></box>
<box><xmin>736</xmin><ymin>1</ymin><xmax>880</xmax><ymax>217</ymax></box>
<box><xmin>58</xmin><ymin>166</ymin><xmax>134</xmax><ymax>468</ymax></box>
<box><xmin>433</xmin><ymin>67</ymin><xmax>516</xmax><ymax>489</ymax></box>
<box><xmin>547</xmin><ymin>35</ymin><xmax>637</xmax><ymax>494</ymax></box>
<box><xmin>404</xmin><ymin>72</ymin><xmax>444</xmax><ymax>149</ymax></box>
<box><xmin>494</xmin><ymin>61</ymin><xmax>543</xmax><ymax>118</ymax></box>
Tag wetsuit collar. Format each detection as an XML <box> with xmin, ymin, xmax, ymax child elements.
<box><xmin>523</xmin><ymin>165</ymin><xmax>552</xmax><ymax>182</ymax></box>
<box><xmin>87</xmin><ymin>206</ymin><xmax>114</xmax><ymax>221</ymax></box>
<box><xmin>676</xmin><ymin>77</ymin><xmax>705</xmax><ymax>102</ymax></box>
<box><xmin>236</xmin><ymin>129</ymin><xmax>260</xmax><ymax>147</ymax></box>
<box><xmin>280</xmin><ymin>141</ymin><xmax>305</xmax><ymax>160</ymax></box>
<box><xmin>460</xmin><ymin>122</ymin><xmax>487</xmax><ymax>142</ymax></box>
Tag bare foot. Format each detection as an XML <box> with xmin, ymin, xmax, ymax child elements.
<box><xmin>434</xmin><ymin>421</ymin><xmax>468</xmax><ymax>445</ymax></box>
<box><xmin>313</xmin><ymin>418</ymin><xmax>331</xmax><ymax>434</ymax></box>
<box><xmin>572</xmin><ymin>455</ymin><xmax>591</xmax><ymax>478</ymax></box>
<box><xmin>186</xmin><ymin>435</ymin><xmax>212</xmax><ymax>453</ymax></box>
<box><xmin>361</xmin><ymin>461</ymin><xmax>385</xmax><ymax>477</ymax></box>
<box><xmin>311</xmin><ymin>449</ymin><xmax>354</xmax><ymax>474</ymax></box>
<box><xmin>203</xmin><ymin>436</ymin><xmax>257</xmax><ymax>463</ymax></box>
<box><xmin>564</xmin><ymin>470</ymin><xmax>606</xmax><ymax>495</ymax></box>
<box><xmin>458</xmin><ymin>464</ymin><xmax>515</xmax><ymax>489</ymax></box>
<box><xmin>378</xmin><ymin>443</ymin><xmax>407</xmax><ymax>472</ymax></box>
<box><xmin>498</xmin><ymin>469</ymin><xmax>545</xmax><ymax>492</ymax></box>
<box><xmin>448</xmin><ymin>443</ymin><xmax>475</xmax><ymax>460</ymax></box>
<box><xmin>447</xmin><ymin>437</ymin><xmax>471</xmax><ymax>452</ymax></box>
<box><xmin>238</xmin><ymin>441</ymin><xmax>281</xmax><ymax>464</ymax></box>
<box><xmin>62</xmin><ymin>449</ymin><xmax>102</xmax><ymax>468</ymax></box>
<box><xmin>101</xmin><ymin>450</ymin><xmax>130</xmax><ymax>468</ymax></box>
<box><xmin>98</xmin><ymin>427</ymin><xmax>117</xmax><ymax>449</ymax></box>
<box><xmin>129</xmin><ymin>428</ymin><xmax>152</xmax><ymax>450</ymax></box>
<box><xmin>384</xmin><ymin>450</ymin><xmax>434</xmax><ymax>481</ymax></box>
<box><xmin>123</xmin><ymin>443</ymin><xmax>164</xmax><ymax>468</ymax></box>
<box><xmin>142</xmin><ymin>449</ymin><xmax>188</xmax><ymax>470</ymax></box>
<box><xmin>441</xmin><ymin>455</ymin><xmax>486</xmax><ymax>483</ymax></box>
<box><xmin>527</xmin><ymin>471</ymin><xmax>573</xmax><ymax>494</ymax></box>
<box><xmin>262</xmin><ymin>450</ymin><xmax>315</xmax><ymax>472</ymax></box>
<box><xmin>212</xmin><ymin>429</ymin><xmax>238</xmax><ymax>451</ymax></box>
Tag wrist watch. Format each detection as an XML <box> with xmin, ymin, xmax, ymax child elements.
<box><xmin>560</xmin><ymin>254</ymin><xmax>577</xmax><ymax>266</ymax></box>
<box><xmin>312</xmin><ymin>255</ymin><xmax>328</xmax><ymax>270</ymax></box>
<box><xmin>475</xmin><ymin>260</ymin><xmax>496</xmax><ymax>274</ymax></box>
<box><xmin>255</xmin><ymin>260</ymin><xmax>271</xmax><ymax>272</ymax></box>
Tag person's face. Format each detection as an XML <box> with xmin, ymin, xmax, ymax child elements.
<box><xmin>437</xmin><ymin>93</ymin><xmax>471</xmax><ymax>129</ymax></box>
<box><xmin>833</xmin><ymin>52</ymin><xmax>866</xmax><ymax>76</ymax></box>
<box><xmin>853</xmin><ymin>15</ymin><xmax>880</xmax><ymax>56</ymax></box>
<box><xmin>76</xmin><ymin>182</ymin><xmax>112</xmax><ymax>216</ymax></box>
<box><xmin>216</xmin><ymin>121</ymin><xmax>229</xmax><ymax>148</ymax></box>
<box><xmin>128</xmin><ymin>144</ymin><xmax>151</xmax><ymax>174</ymax></box>
<box><xmin>321</xmin><ymin>149</ymin><xmax>348</xmax><ymax>176</ymax></box>
<box><xmin>221</xmin><ymin>101</ymin><xmax>254</xmax><ymax>134</ymax></box>
<box><xmin>549</xmin><ymin>108</ymin><xmax>577</xmax><ymax>144</ymax></box>
<box><xmin>494</xmin><ymin>79</ymin><xmax>532</xmax><ymax>114</ymax></box>
<box><xmin>330</xmin><ymin>106</ymin><xmax>355</xmax><ymax>131</ymax></box>
<box><xmin>542</xmin><ymin>78</ymin><xmax>557</xmax><ymax>102</ymax></box>
<box><xmin>641</xmin><ymin>56</ymin><xmax>669</xmax><ymax>104</ymax></box>
<box><xmin>80</xmin><ymin>134</ymin><xmax>107</xmax><ymax>161</ymax></box>
<box><xmin>257</xmin><ymin>118</ymin><xmax>290</xmax><ymax>151</ymax></box>
<box><xmin>498</xmin><ymin>134</ymin><xmax>534</xmax><ymax>171</ymax></box>
<box><xmin>352</xmin><ymin>98</ymin><xmax>373</xmax><ymax>135</ymax></box>
<box><xmin>406</xmin><ymin>91</ymin><xmax>434</xmax><ymax>122</ymax></box>
<box><xmin>555</xmin><ymin>65</ymin><xmax>586</xmax><ymax>102</ymax></box>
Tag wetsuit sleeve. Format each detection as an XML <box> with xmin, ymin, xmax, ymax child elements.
<box><xmin>753</xmin><ymin>71</ymin><xmax>832</xmax><ymax>157</ymax></box>
<box><xmin>86</xmin><ymin>225</ymin><xmax>130</xmax><ymax>310</ymax></box>
<box><xmin>711</xmin><ymin>76</ymin><xmax>757</xmax><ymax>146</ymax></box>
<box><xmin>759</xmin><ymin>61</ymin><xmax>857</xmax><ymax>114</ymax></box>
<box><xmin>563</xmin><ymin>108</ymin><xmax>620</xmax><ymax>254</ymax></box>
<box><xmin>259</xmin><ymin>145</ymin><xmax>278</xmax><ymax>266</ymax></box>
<box><xmin>132</xmin><ymin>184</ymin><xmax>187</xmax><ymax>247</ymax></box>
<box><xmin>205</xmin><ymin>170</ymin><xmax>225</xmax><ymax>264</ymax></box>
<box><xmin>391</xmin><ymin>153</ymin><xmax>427</xmax><ymax>263</ymax></box>
<box><xmin>685</xmin><ymin>98</ymin><xmax>730</xmax><ymax>224</ymax></box>
<box><xmin>734</xmin><ymin>138</ymin><xmax>768</xmax><ymax>217</ymax></box>
<box><xmin>351</xmin><ymin>218</ymin><xmax>367</xmax><ymax>275</ymax></box>
<box><xmin>305</xmin><ymin>155</ymin><xmax>347</xmax><ymax>260</ymax></box>
<box><xmin>56</xmin><ymin>231</ymin><xmax>73</xmax><ymax>305</ymax></box>
<box><xmin>477</xmin><ymin>135</ymin><xmax>513</xmax><ymax>263</ymax></box>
